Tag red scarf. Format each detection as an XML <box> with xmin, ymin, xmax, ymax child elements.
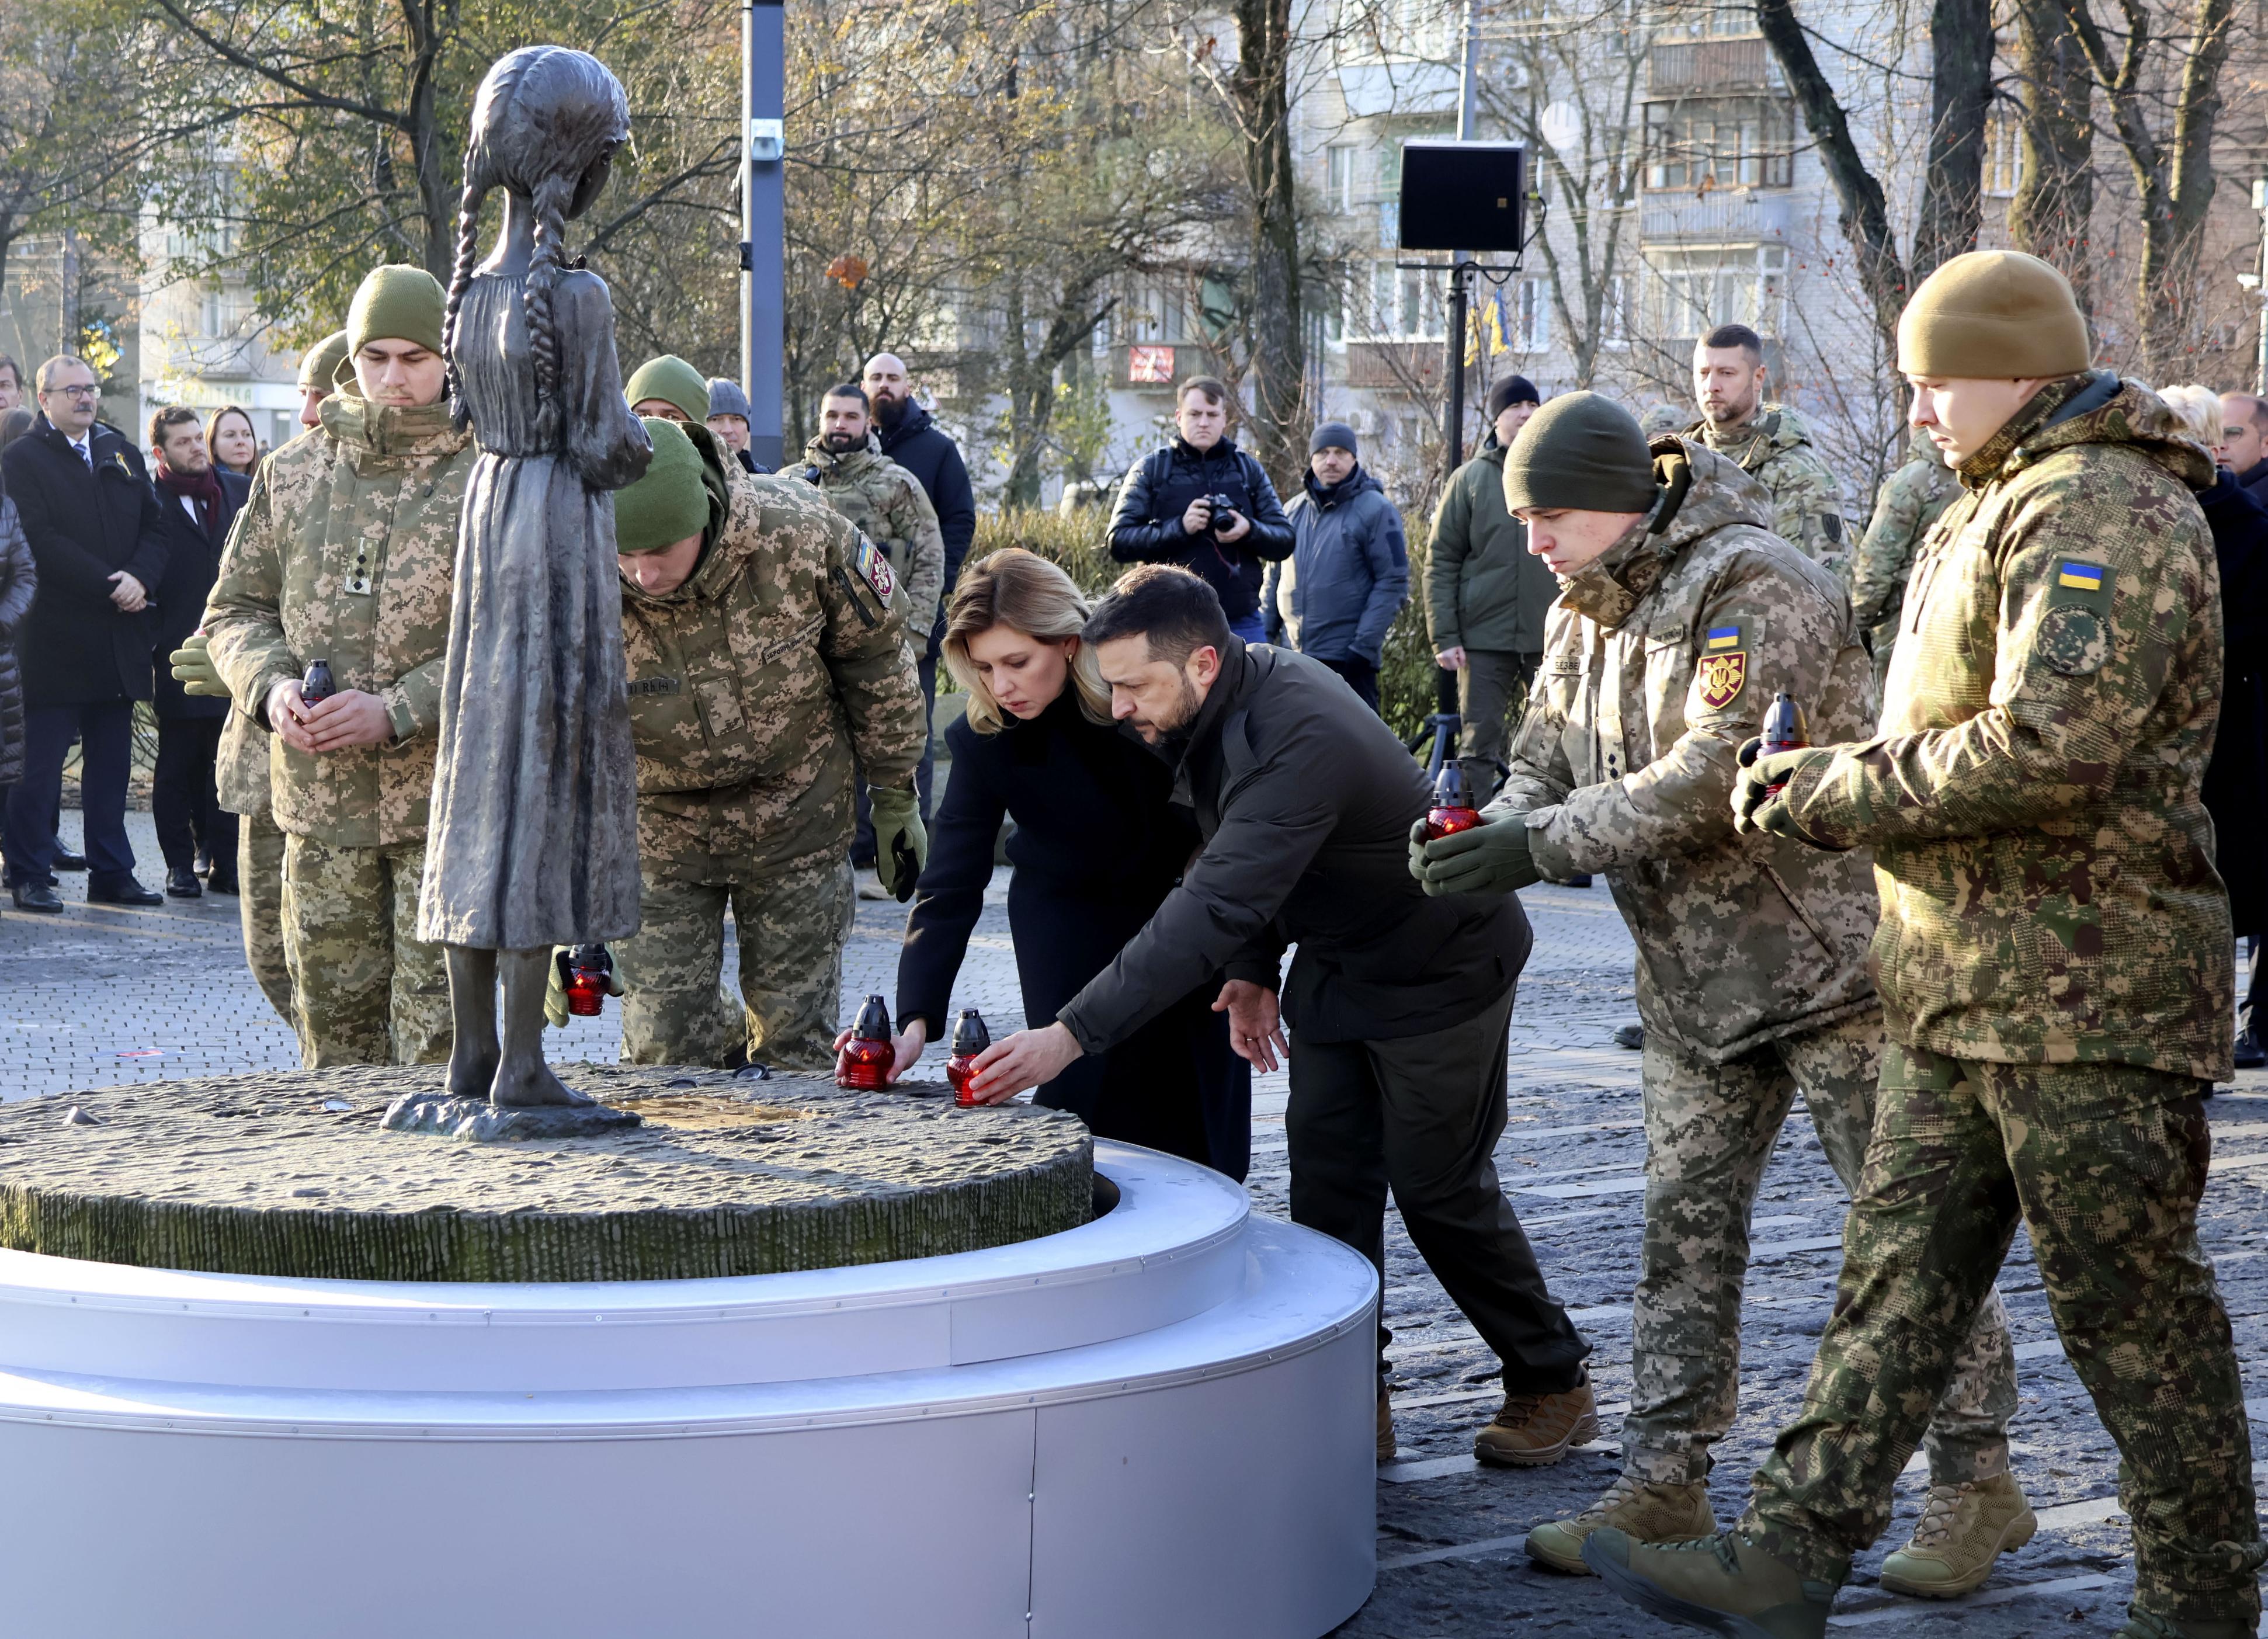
<box><xmin>155</xmin><ymin>461</ymin><xmax>225</xmax><ymax>534</ymax></box>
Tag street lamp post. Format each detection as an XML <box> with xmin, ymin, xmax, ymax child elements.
<box><xmin>742</xmin><ymin>0</ymin><xmax>786</xmax><ymax>470</ymax></box>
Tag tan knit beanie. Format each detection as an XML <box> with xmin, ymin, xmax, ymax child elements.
<box><xmin>1897</xmin><ymin>251</ymin><xmax>2089</xmax><ymax>378</ymax></box>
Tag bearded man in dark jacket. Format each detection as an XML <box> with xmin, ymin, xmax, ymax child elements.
<box><xmin>862</xmin><ymin>350</ymin><xmax>978</xmax><ymax>827</ymax></box>
<box><xmin>146</xmin><ymin>404</ymin><xmax>251</xmax><ymax>898</ymax></box>
<box><xmin>962</xmin><ymin>564</ymin><xmax>1595</xmax><ymax>1470</ymax></box>
<box><xmin>1106</xmin><ymin>376</ymin><xmax>1294</xmax><ymax>643</ymax></box>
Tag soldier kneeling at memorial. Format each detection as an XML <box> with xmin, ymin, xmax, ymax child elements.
<box><xmin>605</xmin><ymin>416</ymin><xmax>927</xmax><ymax>1072</ymax></box>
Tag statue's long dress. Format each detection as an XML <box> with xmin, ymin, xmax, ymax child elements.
<box><xmin>416</xmin><ymin>269</ymin><xmax>648</xmax><ymax>950</ymax></box>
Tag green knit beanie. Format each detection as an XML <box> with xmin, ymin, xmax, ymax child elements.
<box><xmin>346</xmin><ymin>266</ymin><xmax>446</xmax><ymax>356</ymax></box>
<box><xmin>614</xmin><ymin>418</ymin><xmax>710</xmax><ymax>554</ymax></box>
<box><xmin>1501</xmin><ymin>391</ymin><xmax>1658</xmax><ymax>515</ymax></box>
<box><xmin>297</xmin><ymin>329</ymin><xmax>350</xmax><ymax>394</ymax></box>
<box><xmin>624</xmin><ymin>355</ymin><xmax>711</xmax><ymax>424</ymax></box>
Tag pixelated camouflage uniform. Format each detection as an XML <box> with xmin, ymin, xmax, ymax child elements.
<box><xmin>213</xmin><ymin>704</ymin><xmax>294</xmax><ymax>1039</ymax></box>
<box><xmin>1849</xmin><ymin>438</ymin><xmax>1959</xmax><ymax>697</ymax></box>
<box><xmin>1745</xmin><ymin>373</ymin><xmax>2264</xmax><ymax>1629</ymax></box>
<box><xmin>1496</xmin><ymin>438</ymin><xmax>2016</xmax><ymax>1488</ymax></box>
<box><xmin>615</xmin><ymin>436</ymin><xmax>925</xmax><ymax>1073</ymax></box>
<box><xmin>1685</xmin><ymin>405</ymin><xmax>1850</xmax><ymax>578</ymax></box>
<box><xmin>204</xmin><ymin>386</ymin><xmax>469</xmax><ymax>1068</ymax></box>
<box><xmin>797</xmin><ymin>432</ymin><xmax>944</xmax><ymax>640</ymax></box>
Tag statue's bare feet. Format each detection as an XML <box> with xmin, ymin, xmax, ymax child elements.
<box><xmin>446</xmin><ymin>1043</ymin><xmax>501</xmax><ymax>1100</ymax></box>
<box><xmin>488</xmin><ymin>1052</ymin><xmax>593</xmax><ymax>1109</ymax></box>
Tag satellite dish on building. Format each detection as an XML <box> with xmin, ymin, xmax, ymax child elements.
<box><xmin>1539</xmin><ymin>101</ymin><xmax>1582</xmax><ymax>153</ymax></box>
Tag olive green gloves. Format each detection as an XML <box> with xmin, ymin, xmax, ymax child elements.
<box><xmin>1408</xmin><ymin>809</ymin><xmax>1541</xmax><ymax>897</ymax></box>
<box><xmin>169</xmin><ymin>632</ymin><xmax>231</xmax><ymax>698</ymax></box>
<box><xmin>1731</xmin><ymin>737</ymin><xmax>1838</xmax><ymax>844</ymax></box>
<box><xmin>869</xmin><ymin>784</ymin><xmax>928</xmax><ymax>903</ymax></box>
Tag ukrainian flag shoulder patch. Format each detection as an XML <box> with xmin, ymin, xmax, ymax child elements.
<box><xmin>1704</xmin><ymin>624</ymin><xmax>1742</xmax><ymax>651</ymax></box>
<box><xmin>2057</xmin><ymin>560</ymin><xmax>2106</xmax><ymax>592</ymax></box>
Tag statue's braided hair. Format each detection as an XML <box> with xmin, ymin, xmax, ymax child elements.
<box><xmin>442</xmin><ymin>45</ymin><xmax>631</xmax><ymax>443</ymax></box>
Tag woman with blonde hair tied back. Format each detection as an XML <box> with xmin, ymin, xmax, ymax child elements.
<box><xmin>874</xmin><ymin>547</ymin><xmax>1251</xmax><ymax>1175</ymax></box>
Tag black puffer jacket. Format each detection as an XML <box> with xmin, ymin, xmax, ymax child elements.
<box><xmin>0</xmin><ymin>415</ymin><xmax>169</xmax><ymax>707</ymax></box>
<box><xmin>0</xmin><ymin>496</ymin><xmax>34</xmax><ymax>785</ymax></box>
<box><xmin>1106</xmin><ymin>436</ymin><xmax>1294</xmax><ymax>622</ymax></box>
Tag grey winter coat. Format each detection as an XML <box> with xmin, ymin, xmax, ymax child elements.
<box><xmin>0</xmin><ymin>495</ymin><xmax>33</xmax><ymax>784</ymax></box>
<box><xmin>1262</xmin><ymin>466</ymin><xmax>1409</xmax><ymax>664</ymax></box>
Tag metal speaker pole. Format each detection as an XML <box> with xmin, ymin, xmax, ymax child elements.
<box><xmin>742</xmin><ymin>0</ymin><xmax>787</xmax><ymax>471</ymax></box>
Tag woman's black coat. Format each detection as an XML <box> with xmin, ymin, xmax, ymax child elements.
<box><xmin>2198</xmin><ymin>468</ymin><xmax>2268</xmax><ymax>932</ymax></box>
<box><xmin>897</xmin><ymin>688</ymin><xmax>1251</xmax><ymax>1178</ymax></box>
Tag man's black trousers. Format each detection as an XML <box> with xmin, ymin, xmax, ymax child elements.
<box><xmin>152</xmin><ymin>714</ymin><xmax>236</xmax><ymax>876</ymax></box>
<box><xmin>1286</xmin><ymin>982</ymin><xmax>1590</xmax><ymax>1391</ymax></box>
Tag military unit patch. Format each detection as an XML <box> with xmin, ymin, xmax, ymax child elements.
<box><xmin>855</xmin><ymin>536</ymin><xmax>895</xmax><ymax>600</ymax></box>
<box><xmin>1697</xmin><ymin>650</ymin><xmax>1747</xmax><ymax>709</ymax></box>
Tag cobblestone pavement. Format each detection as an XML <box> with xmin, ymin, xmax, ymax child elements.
<box><xmin>4</xmin><ymin>810</ymin><xmax>2264</xmax><ymax>1635</ymax></box>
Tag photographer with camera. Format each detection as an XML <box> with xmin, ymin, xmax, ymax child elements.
<box><xmin>1106</xmin><ymin>375</ymin><xmax>1293</xmax><ymax>643</ymax></box>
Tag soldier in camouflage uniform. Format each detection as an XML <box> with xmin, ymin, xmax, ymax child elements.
<box><xmin>610</xmin><ymin>417</ymin><xmax>925</xmax><ymax>1072</ymax></box>
<box><xmin>204</xmin><ymin>266</ymin><xmax>468</xmax><ymax>1068</ymax></box>
<box><xmin>168</xmin><ymin>332</ymin><xmax>353</xmax><ymax>1039</ymax></box>
<box><xmin>797</xmin><ymin>383</ymin><xmax>944</xmax><ymax>641</ymax></box>
<box><xmin>1684</xmin><ymin>323</ymin><xmax>1850</xmax><ymax>577</ymax></box>
<box><xmin>1848</xmin><ymin>431</ymin><xmax>1958</xmax><ymax>697</ymax></box>
<box><xmin>1413</xmin><ymin>394</ymin><xmax>2026</xmax><ymax>1595</ymax></box>
<box><xmin>1589</xmin><ymin>253</ymin><xmax>2264</xmax><ymax>1639</ymax></box>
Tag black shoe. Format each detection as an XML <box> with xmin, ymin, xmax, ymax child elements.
<box><xmin>2235</xmin><ymin>1030</ymin><xmax>2266</xmax><ymax>1070</ymax></box>
<box><xmin>165</xmin><ymin>867</ymin><xmax>203</xmax><ymax>899</ymax></box>
<box><xmin>88</xmin><ymin>880</ymin><xmax>163</xmax><ymax>907</ymax></box>
<box><xmin>1612</xmin><ymin>1023</ymin><xmax>1645</xmax><ymax>1051</ymax></box>
<box><xmin>51</xmin><ymin>846</ymin><xmax>88</xmax><ymax>871</ymax></box>
<box><xmin>10</xmin><ymin>882</ymin><xmax>64</xmax><ymax>912</ymax></box>
<box><xmin>205</xmin><ymin>867</ymin><xmax>239</xmax><ymax>896</ymax></box>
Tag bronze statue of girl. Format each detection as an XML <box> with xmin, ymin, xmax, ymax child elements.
<box><xmin>419</xmin><ymin>46</ymin><xmax>650</xmax><ymax>1107</ymax></box>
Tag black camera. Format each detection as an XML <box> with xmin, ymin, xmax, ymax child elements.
<box><xmin>1199</xmin><ymin>492</ymin><xmax>1239</xmax><ymax>535</ymax></box>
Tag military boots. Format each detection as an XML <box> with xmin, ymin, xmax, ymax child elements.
<box><xmin>1877</xmin><ymin>1473</ymin><xmax>2037</xmax><ymax>1598</ymax></box>
<box><xmin>1583</xmin><ymin>1527</ymin><xmax>1836</xmax><ymax>1639</ymax></box>
<box><xmin>1525</xmin><ymin>1472</ymin><xmax>1715</xmax><ymax>1574</ymax></box>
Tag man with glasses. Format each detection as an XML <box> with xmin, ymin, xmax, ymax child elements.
<box><xmin>0</xmin><ymin>356</ymin><xmax>171</xmax><ymax>911</ymax></box>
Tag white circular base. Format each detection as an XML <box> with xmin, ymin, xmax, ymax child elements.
<box><xmin>0</xmin><ymin>1143</ymin><xmax>1379</xmax><ymax>1638</ymax></box>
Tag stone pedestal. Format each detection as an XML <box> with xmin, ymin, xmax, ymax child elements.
<box><xmin>0</xmin><ymin>1065</ymin><xmax>1092</xmax><ymax>1282</ymax></box>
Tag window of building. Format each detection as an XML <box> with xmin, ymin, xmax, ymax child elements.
<box><xmin>1359</xmin><ymin>261</ymin><xmax>1445</xmax><ymax>341</ymax></box>
<box><xmin>1644</xmin><ymin>99</ymin><xmax>1795</xmax><ymax>189</ymax></box>
<box><xmin>1983</xmin><ymin>117</ymin><xmax>2025</xmax><ymax>198</ymax></box>
<box><xmin>1652</xmin><ymin>0</ymin><xmax>1758</xmax><ymax>40</ymax></box>
<box><xmin>1512</xmin><ymin>278</ymin><xmax>1550</xmax><ymax>353</ymax></box>
<box><xmin>1327</xmin><ymin>144</ymin><xmax>1359</xmax><ymax>211</ymax></box>
<box><xmin>1602</xmin><ymin>274</ymin><xmax>1629</xmax><ymax>350</ymax></box>
<box><xmin>1642</xmin><ymin>243</ymin><xmax>1787</xmax><ymax>338</ymax></box>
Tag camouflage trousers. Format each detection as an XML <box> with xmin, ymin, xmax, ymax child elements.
<box><xmin>237</xmin><ymin>809</ymin><xmax>296</xmax><ymax>1036</ymax></box>
<box><xmin>1626</xmin><ymin>1013</ymin><xmax>2016</xmax><ymax>1487</ymax></box>
<box><xmin>1743</xmin><ymin>1046</ymin><xmax>2266</xmax><ymax>1626</ymax></box>
<box><xmin>280</xmin><ymin>833</ymin><xmax>451</xmax><ymax>1068</ymax></box>
<box><xmin>614</xmin><ymin>848</ymin><xmax>853</xmax><ymax>1076</ymax></box>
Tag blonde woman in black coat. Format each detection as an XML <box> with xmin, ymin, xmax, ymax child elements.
<box><xmin>0</xmin><ymin>493</ymin><xmax>33</xmax><ymax>794</ymax></box>
<box><xmin>880</xmin><ymin>548</ymin><xmax>1249</xmax><ymax>1177</ymax></box>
